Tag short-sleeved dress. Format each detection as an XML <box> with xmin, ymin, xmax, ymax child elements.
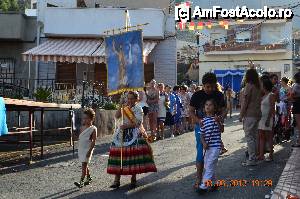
<box><xmin>258</xmin><ymin>93</ymin><xmax>273</xmax><ymax>131</ymax></box>
<box><xmin>158</xmin><ymin>92</ymin><xmax>167</xmax><ymax>121</ymax></box>
<box><xmin>78</xmin><ymin>125</ymin><xmax>97</xmax><ymax>163</ymax></box>
<box><xmin>180</xmin><ymin>93</ymin><xmax>190</xmax><ymax>118</ymax></box>
<box><xmin>292</xmin><ymin>83</ymin><xmax>300</xmax><ymax>114</ymax></box>
<box><xmin>147</xmin><ymin>89</ymin><xmax>159</xmax><ymax>113</ymax></box>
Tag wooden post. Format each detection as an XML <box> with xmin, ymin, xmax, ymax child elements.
<box><xmin>17</xmin><ymin>111</ymin><xmax>21</xmax><ymax>127</ymax></box>
<box><xmin>29</xmin><ymin>110</ymin><xmax>33</xmax><ymax>163</ymax></box>
<box><xmin>40</xmin><ymin>108</ymin><xmax>44</xmax><ymax>159</ymax></box>
<box><xmin>70</xmin><ymin>109</ymin><xmax>75</xmax><ymax>156</ymax></box>
<box><xmin>17</xmin><ymin>111</ymin><xmax>21</xmax><ymax>147</ymax></box>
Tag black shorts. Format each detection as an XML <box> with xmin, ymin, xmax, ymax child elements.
<box><xmin>142</xmin><ymin>106</ymin><xmax>149</xmax><ymax>116</ymax></box>
<box><xmin>293</xmin><ymin>101</ymin><xmax>300</xmax><ymax>114</ymax></box>
<box><xmin>165</xmin><ymin>112</ymin><xmax>174</xmax><ymax>126</ymax></box>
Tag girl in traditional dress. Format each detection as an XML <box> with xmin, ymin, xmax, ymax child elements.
<box><xmin>107</xmin><ymin>91</ymin><xmax>157</xmax><ymax>189</ymax></box>
<box><xmin>74</xmin><ymin>108</ymin><xmax>97</xmax><ymax>188</ymax></box>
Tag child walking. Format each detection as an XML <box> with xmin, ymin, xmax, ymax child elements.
<box><xmin>74</xmin><ymin>108</ymin><xmax>97</xmax><ymax>188</ymax></box>
<box><xmin>197</xmin><ymin>99</ymin><xmax>222</xmax><ymax>193</ymax></box>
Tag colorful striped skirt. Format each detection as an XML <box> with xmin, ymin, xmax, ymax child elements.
<box><xmin>107</xmin><ymin>129</ymin><xmax>157</xmax><ymax>175</ymax></box>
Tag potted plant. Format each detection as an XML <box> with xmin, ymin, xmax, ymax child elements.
<box><xmin>103</xmin><ymin>101</ymin><xmax>119</xmax><ymax>110</ymax></box>
<box><xmin>33</xmin><ymin>87</ymin><xmax>52</xmax><ymax>102</ymax></box>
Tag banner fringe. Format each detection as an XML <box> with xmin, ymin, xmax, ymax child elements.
<box><xmin>108</xmin><ymin>87</ymin><xmax>144</xmax><ymax>96</ymax></box>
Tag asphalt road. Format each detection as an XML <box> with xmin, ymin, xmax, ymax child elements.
<box><xmin>0</xmin><ymin>112</ymin><xmax>292</xmax><ymax>199</ymax></box>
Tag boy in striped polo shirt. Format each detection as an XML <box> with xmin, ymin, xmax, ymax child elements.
<box><xmin>198</xmin><ymin>99</ymin><xmax>222</xmax><ymax>193</ymax></box>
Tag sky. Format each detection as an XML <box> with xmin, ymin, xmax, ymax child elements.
<box><xmin>190</xmin><ymin>0</ymin><xmax>300</xmax><ymax>30</ymax></box>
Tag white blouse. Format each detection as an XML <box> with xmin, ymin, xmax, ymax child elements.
<box><xmin>123</xmin><ymin>104</ymin><xmax>143</xmax><ymax>126</ymax></box>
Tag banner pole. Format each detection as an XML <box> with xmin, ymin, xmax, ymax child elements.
<box><xmin>120</xmin><ymin>104</ymin><xmax>124</xmax><ymax>170</ymax></box>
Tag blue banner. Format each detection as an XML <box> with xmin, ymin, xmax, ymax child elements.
<box><xmin>214</xmin><ymin>70</ymin><xmax>244</xmax><ymax>92</ymax></box>
<box><xmin>105</xmin><ymin>30</ymin><xmax>144</xmax><ymax>95</ymax></box>
<box><xmin>0</xmin><ymin>97</ymin><xmax>8</xmax><ymax>136</ymax></box>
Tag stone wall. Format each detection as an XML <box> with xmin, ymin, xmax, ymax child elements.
<box><xmin>76</xmin><ymin>109</ymin><xmax>117</xmax><ymax>137</ymax></box>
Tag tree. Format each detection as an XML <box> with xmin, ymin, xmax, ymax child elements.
<box><xmin>8</xmin><ymin>0</ymin><xmax>19</xmax><ymax>11</ymax></box>
<box><xmin>0</xmin><ymin>0</ymin><xmax>9</xmax><ymax>12</ymax></box>
<box><xmin>0</xmin><ymin>0</ymin><xmax>20</xmax><ymax>12</ymax></box>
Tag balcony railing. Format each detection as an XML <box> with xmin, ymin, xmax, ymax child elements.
<box><xmin>203</xmin><ymin>41</ymin><xmax>288</xmax><ymax>53</ymax></box>
<box><xmin>0</xmin><ymin>78</ymin><xmax>111</xmax><ymax>108</ymax></box>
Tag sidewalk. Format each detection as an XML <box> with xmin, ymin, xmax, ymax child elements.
<box><xmin>272</xmin><ymin>147</ymin><xmax>300</xmax><ymax>199</ymax></box>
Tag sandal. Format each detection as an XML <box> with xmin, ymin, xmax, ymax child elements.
<box><xmin>74</xmin><ymin>178</ymin><xmax>85</xmax><ymax>188</ymax></box>
<box><xmin>265</xmin><ymin>157</ymin><xmax>273</xmax><ymax>162</ymax></box>
<box><xmin>193</xmin><ymin>182</ymin><xmax>200</xmax><ymax>190</ymax></box>
<box><xmin>292</xmin><ymin>144</ymin><xmax>300</xmax><ymax>148</ymax></box>
<box><xmin>110</xmin><ymin>181</ymin><xmax>120</xmax><ymax>189</ymax></box>
<box><xmin>220</xmin><ymin>148</ymin><xmax>228</xmax><ymax>155</ymax></box>
<box><xmin>130</xmin><ymin>181</ymin><xmax>137</xmax><ymax>189</ymax></box>
<box><xmin>84</xmin><ymin>175</ymin><xmax>93</xmax><ymax>186</ymax></box>
<box><xmin>130</xmin><ymin>177</ymin><xmax>137</xmax><ymax>189</ymax></box>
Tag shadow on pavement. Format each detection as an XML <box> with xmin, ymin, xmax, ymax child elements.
<box><xmin>69</xmin><ymin>142</ymin><xmax>291</xmax><ymax>199</ymax></box>
<box><xmin>0</xmin><ymin>142</ymin><xmax>111</xmax><ymax>175</ymax></box>
<box><xmin>39</xmin><ymin>187</ymin><xmax>79</xmax><ymax>199</ymax></box>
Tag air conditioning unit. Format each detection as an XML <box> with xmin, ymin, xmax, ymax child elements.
<box><xmin>235</xmin><ymin>38</ymin><xmax>251</xmax><ymax>43</ymax></box>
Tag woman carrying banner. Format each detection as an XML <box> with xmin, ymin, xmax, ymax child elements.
<box><xmin>107</xmin><ymin>91</ymin><xmax>157</xmax><ymax>189</ymax></box>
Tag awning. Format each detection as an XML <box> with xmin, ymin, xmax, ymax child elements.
<box><xmin>23</xmin><ymin>38</ymin><xmax>104</xmax><ymax>64</ymax></box>
<box><xmin>22</xmin><ymin>38</ymin><xmax>158</xmax><ymax>64</ymax></box>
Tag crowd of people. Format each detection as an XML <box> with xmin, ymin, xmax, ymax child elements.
<box><xmin>73</xmin><ymin>69</ymin><xmax>300</xmax><ymax>194</ymax></box>
<box><xmin>137</xmin><ymin>80</ymin><xmax>196</xmax><ymax>141</ymax></box>
<box><xmin>240</xmin><ymin>70</ymin><xmax>300</xmax><ymax>167</ymax></box>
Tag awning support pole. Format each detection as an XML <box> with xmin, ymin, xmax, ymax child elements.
<box><xmin>28</xmin><ymin>56</ymin><xmax>31</xmax><ymax>91</ymax></box>
<box><xmin>29</xmin><ymin>109</ymin><xmax>33</xmax><ymax>164</ymax></box>
<box><xmin>40</xmin><ymin>108</ymin><xmax>44</xmax><ymax>159</ymax></box>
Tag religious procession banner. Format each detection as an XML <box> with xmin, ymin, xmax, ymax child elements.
<box><xmin>105</xmin><ymin>30</ymin><xmax>144</xmax><ymax>95</ymax></box>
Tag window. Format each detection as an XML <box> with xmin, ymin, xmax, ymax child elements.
<box><xmin>77</xmin><ymin>0</ymin><xmax>87</xmax><ymax>7</ymax></box>
<box><xmin>284</xmin><ymin>64</ymin><xmax>290</xmax><ymax>73</ymax></box>
<box><xmin>0</xmin><ymin>58</ymin><xmax>15</xmax><ymax>84</ymax></box>
<box><xmin>32</xmin><ymin>3</ymin><xmax>37</xmax><ymax>9</ymax></box>
<box><xmin>211</xmin><ymin>33</ymin><xmax>225</xmax><ymax>46</ymax></box>
<box><xmin>47</xmin><ymin>3</ymin><xmax>58</xmax><ymax>7</ymax></box>
<box><xmin>94</xmin><ymin>63</ymin><xmax>107</xmax><ymax>94</ymax></box>
<box><xmin>235</xmin><ymin>31</ymin><xmax>251</xmax><ymax>43</ymax></box>
<box><xmin>56</xmin><ymin>62</ymin><xmax>76</xmax><ymax>89</ymax></box>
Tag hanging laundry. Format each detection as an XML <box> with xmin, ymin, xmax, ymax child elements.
<box><xmin>0</xmin><ymin>97</ymin><xmax>8</xmax><ymax>136</ymax></box>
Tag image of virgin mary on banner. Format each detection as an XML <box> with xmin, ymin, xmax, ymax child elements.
<box><xmin>105</xmin><ymin>30</ymin><xmax>144</xmax><ymax>95</ymax></box>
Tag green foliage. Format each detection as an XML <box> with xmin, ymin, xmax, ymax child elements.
<box><xmin>8</xmin><ymin>0</ymin><xmax>18</xmax><ymax>11</ymax></box>
<box><xmin>0</xmin><ymin>0</ymin><xmax>9</xmax><ymax>11</ymax></box>
<box><xmin>177</xmin><ymin>73</ymin><xmax>185</xmax><ymax>85</ymax></box>
<box><xmin>0</xmin><ymin>0</ymin><xmax>20</xmax><ymax>12</ymax></box>
<box><xmin>12</xmin><ymin>93</ymin><xmax>23</xmax><ymax>99</ymax></box>
<box><xmin>33</xmin><ymin>87</ymin><xmax>52</xmax><ymax>102</ymax></box>
<box><xmin>103</xmin><ymin>102</ymin><xmax>119</xmax><ymax>110</ymax></box>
